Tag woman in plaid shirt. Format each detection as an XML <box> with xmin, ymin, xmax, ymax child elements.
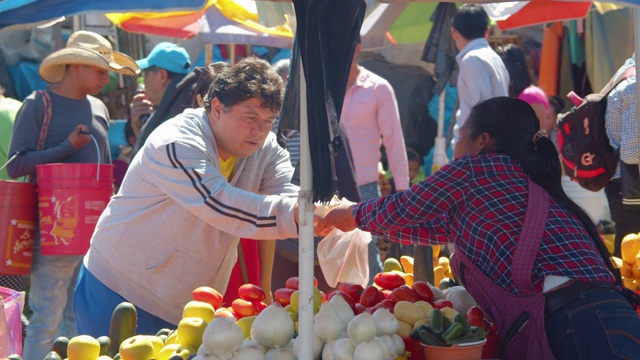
<box><xmin>319</xmin><ymin>97</ymin><xmax>640</xmax><ymax>359</ymax></box>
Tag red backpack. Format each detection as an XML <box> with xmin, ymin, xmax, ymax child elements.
<box><xmin>556</xmin><ymin>67</ymin><xmax>635</xmax><ymax>192</ymax></box>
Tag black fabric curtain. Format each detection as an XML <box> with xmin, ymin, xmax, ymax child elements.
<box><xmin>279</xmin><ymin>0</ymin><xmax>366</xmax><ymax>202</ymax></box>
<box><xmin>421</xmin><ymin>3</ymin><xmax>458</xmax><ymax>94</ymax></box>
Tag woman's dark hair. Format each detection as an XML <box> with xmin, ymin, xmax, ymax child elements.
<box><xmin>496</xmin><ymin>44</ymin><xmax>534</xmax><ymax>98</ymax></box>
<box><xmin>407</xmin><ymin>146</ymin><xmax>423</xmax><ymax>165</ymax></box>
<box><xmin>548</xmin><ymin>95</ymin><xmax>565</xmax><ymax>115</ymax></box>
<box><xmin>467</xmin><ymin>97</ymin><xmax>618</xmax><ymax>277</ymax></box>
<box><xmin>205</xmin><ymin>56</ymin><xmax>284</xmax><ymax>113</ymax></box>
<box><xmin>191</xmin><ymin>62</ymin><xmax>230</xmax><ymax>108</ymax></box>
<box><xmin>451</xmin><ymin>4</ymin><xmax>489</xmax><ymax>40</ymax></box>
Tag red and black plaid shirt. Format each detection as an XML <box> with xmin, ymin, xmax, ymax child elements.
<box><xmin>353</xmin><ymin>153</ymin><xmax>615</xmax><ymax>294</ymax></box>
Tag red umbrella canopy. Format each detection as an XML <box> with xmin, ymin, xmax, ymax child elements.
<box><xmin>484</xmin><ymin>0</ymin><xmax>593</xmax><ymax>30</ymax></box>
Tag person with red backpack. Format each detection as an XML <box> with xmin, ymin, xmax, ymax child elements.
<box><xmin>604</xmin><ymin>53</ymin><xmax>639</xmax><ymax>258</ymax></box>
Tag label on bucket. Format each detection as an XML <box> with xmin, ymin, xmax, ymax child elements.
<box><xmin>38</xmin><ymin>189</ymin><xmax>111</xmax><ymax>255</ymax></box>
<box><xmin>4</xmin><ymin>218</ymin><xmax>35</xmax><ymax>273</ymax></box>
<box><xmin>39</xmin><ymin>194</ymin><xmax>81</xmax><ymax>246</ymax></box>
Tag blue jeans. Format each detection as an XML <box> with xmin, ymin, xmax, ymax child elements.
<box><xmin>359</xmin><ymin>182</ymin><xmax>382</xmax><ymax>285</ymax></box>
<box><xmin>23</xmin><ymin>241</ymin><xmax>82</xmax><ymax>360</ymax></box>
<box><xmin>545</xmin><ymin>288</ymin><xmax>640</xmax><ymax>359</ymax></box>
<box><xmin>74</xmin><ymin>265</ymin><xmax>176</xmax><ymax>337</ymax></box>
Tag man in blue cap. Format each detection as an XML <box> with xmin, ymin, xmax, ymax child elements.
<box><xmin>129</xmin><ymin>42</ymin><xmax>198</xmax><ymax>159</ymax></box>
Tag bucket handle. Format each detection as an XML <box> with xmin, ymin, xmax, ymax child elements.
<box><xmin>0</xmin><ymin>151</ymin><xmax>29</xmax><ymax>182</ymax></box>
<box><xmin>80</xmin><ymin>130</ymin><xmax>101</xmax><ymax>182</ymax></box>
<box><xmin>0</xmin><ymin>151</ymin><xmax>23</xmax><ymax>173</ymax></box>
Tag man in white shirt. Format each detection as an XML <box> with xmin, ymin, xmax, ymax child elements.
<box><xmin>451</xmin><ymin>4</ymin><xmax>509</xmax><ymax>147</ymax></box>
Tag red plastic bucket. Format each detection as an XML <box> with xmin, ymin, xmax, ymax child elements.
<box><xmin>0</xmin><ymin>180</ymin><xmax>37</xmax><ymax>275</ymax></box>
<box><xmin>481</xmin><ymin>335</ymin><xmax>500</xmax><ymax>359</ymax></box>
<box><xmin>36</xmin><ymin>164</ymin><xmax>113</xmax><ymax>256</ymax></box>
<box><xmin>403</xmin><ymin>338</ymin><xmax>425</xmax><ymax>360</ymax></box>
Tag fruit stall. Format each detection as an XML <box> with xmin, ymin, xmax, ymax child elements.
<box><xmin>9</xmin><ymin>232</ymin><xmax>640</xmax><ymax>360</ymax></box>
<box><xmin>7</xmin><ymin>249</ymin><xmax>505</xmax><ymax>360</ymax></box>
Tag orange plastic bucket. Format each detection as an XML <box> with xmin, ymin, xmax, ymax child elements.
<box><xmin>36</xmin><ymin>164</ymin><xmax>113</xmax><ymax>256</ymax></box>
<box><xmin>422</xmin><ymin>339</ymin><xmax>487</xmax><ymax>360</ymax></box>
<box><xmin>0</xmin><ymin>180</ymin><xmax>37</xmax><ymax>275</ymax></box>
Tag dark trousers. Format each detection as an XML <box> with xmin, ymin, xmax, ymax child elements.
<box><xmin>605</xmin><ymin>179</ymin><xmax>640</xmax><ymax>257</ymax></box>
<box><xmin>545</xmin><ymin>288</ymin><xmax>640</xmax><ymax>359</ymax></box>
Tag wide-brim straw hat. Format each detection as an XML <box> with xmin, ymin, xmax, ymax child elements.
<box><xmin>39</xmin><ymin>30</ymin><xmax>140</xmax><ymax>83</ymax></box>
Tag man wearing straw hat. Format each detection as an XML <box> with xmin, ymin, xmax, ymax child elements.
<box><xmin>7</xmin><ymin>30</ymin><xmax>139</xmax><ymax>360</ymax></box>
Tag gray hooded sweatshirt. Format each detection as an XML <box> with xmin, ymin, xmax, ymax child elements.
<box><xmin>84</xmin><ymin>107</ymin><xmax>299</xmax><ymax>324</ymax></box>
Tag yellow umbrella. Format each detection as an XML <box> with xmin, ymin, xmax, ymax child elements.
<box><xmin>106</xmin><ymin>0</ymin><xmax>292</xmax><ymax>40</ymax></box>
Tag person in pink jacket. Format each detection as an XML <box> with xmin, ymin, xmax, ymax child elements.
<box><xmin>341</xmin><ymin>36</ymin><xmax>409</xmax><ymax>283</ymax></box>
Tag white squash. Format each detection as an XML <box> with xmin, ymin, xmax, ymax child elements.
<box><xmin>314</xmin><ymin>302</ymin><xmax>347</xmax><ymax>342</ymax></box>
<box><xmin>372</xmin><ymin>308</ymin><xmax>399</xmax><ymax>336</ymax></box>
<box><xmin>202</xmin><ymin>317</ymin><xmax>244</xmax><ymax>360</ymax></box>
<box><xmin>354</xmin><ymin>339</ymin><xmax>384</xmax><ymax>360</ymax></box>
<box><xmin>347</xmin><ymin>312</ymin><xmax>377</xmax><ymax>345</ymax></box>
<box><xmin>251</xmin><ymin>304</ymin><xmax>295</xmax><ymax>348</ymax></box>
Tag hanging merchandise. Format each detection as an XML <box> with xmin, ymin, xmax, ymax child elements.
<box><xmin>421</xmin><ymin>2</ymin><xmax>458</xmax><ymax>96</ymax></box>
<box><xmin>279</xmin><ymin>0</ymin><xmax>365</xmax><ymax>202</ymax></box>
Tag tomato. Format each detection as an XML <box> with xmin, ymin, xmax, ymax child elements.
<box><xmin>376</xmin><ymin>289</ymin><xmax>386</xmax><ymax>303</ymax></box>
<box><xmin>367</xmin><ymin>305</ymin><xmax>381</xmax><ymax>314</ymax></box>
<box><xmin>327</xmin><ymin>290</ymin><xmax>357</xmax><ymax>314</ymax></box>
<box><xmin>466</xmin><ymin>306</ymin><xmax>484</xmax><ymax>323</ymax></box>
<box><xmin>337</xmin><ymin>282</ymin><xmax>364</xmax><ymax>304</ymax></box>
<box><xmin>378</xmin><ymin>299</ymin><xmax>396</xmax><ymax>313</ymax></box>
<box><xmin>381</xmin><ymin>289</ymin><xmax>393</xmax><ymax>300</ymax></box>
<box><xmin>231</xmin><ymin>298</ymin><xmax>259</xmax><ymax>318</ymax></box>
<box><xmin>354</xmin><ymin>303</ymin><xmax>366</xmax><ymax>315</ymax></box>
<box><xmin>285</xmin><ymin>276</ymin><xmax>318</xmax><ymax>290</ymax></box>
<box><xmin>359</xmin><ymin>286</ymin><xmax>381</xmax><ymax>308</ymax></box>
<box><xmin>483</xmin><ymin>318</ymin><xmax>499</xmax><ymax>336</ymax></box>
<box><xmin>373</xmin><ymin>272</ymin><xmax>405</xmax><ymax>290</ymax></box>
<box><xmin>237</xmin><ymin>284</ymin><xmax>266</xmax><ymax>302</ymax></box>
<box><xmin>253</xmin><ymin>301</ymin><xmax>268</xmax><ymax>312</ymax></box>
<box><xmin>391</xmin><ymin>285</ymin><xmax>419</xmax><ymax>303</ymax></box>
<box><xmin>192</xmin><ymin>286</ymin><xmax>224</xmax><ymax>309</ymax></box>
<box><xmin>433</xmin><ymin>299</ymin><xmax>453</xmax><ymax>309</ymax></box>
<box><xmin>411</xmin><ymin>281</ymin><xmax>434</xmax><ymax>303</ymax></box>
<box><xmin>273</xmin><ymin>288</ymin><xmax>295</xmax><ymax>307</ymax></box>
<box><xmin>285</xmin><ymin>277</ymin><xmax>299</xmax><ymax>290</ymax></box>
<box><xmin>215</xmin><ymin>307</ymin><xmax>236</xmax><ymax>319</ymax></box>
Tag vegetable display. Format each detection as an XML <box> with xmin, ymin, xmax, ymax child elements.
<box><xmin>9</xmin><ymin>257</ymin><xmax>496</xmax><ymax>360</ymax></box>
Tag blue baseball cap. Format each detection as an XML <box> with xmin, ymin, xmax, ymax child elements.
<box><xmin>136</xmin><ymin>42</ymin><xmax>191</xmax><ymax>74</ymax></box>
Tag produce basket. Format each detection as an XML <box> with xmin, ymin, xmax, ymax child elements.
<box><xmin>421</xmin><ymin>339</ymin><xmax>487</xmax><ymax>360</ymax></box>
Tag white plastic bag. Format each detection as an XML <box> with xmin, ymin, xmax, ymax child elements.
<box><xmin>317</xmin><ymin>228</ymin><xmax>371</xmax><ymax>288</ymax></box>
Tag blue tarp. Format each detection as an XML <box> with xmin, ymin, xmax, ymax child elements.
<box><xmin>0</xmin><ymin>0</ymin><xmax>37</xmax><ymax>12</ymax></box>
<box><xmin>0</xmin><ymin>0</ymin><xmax>208</xmax><ymax>30</ymax></box>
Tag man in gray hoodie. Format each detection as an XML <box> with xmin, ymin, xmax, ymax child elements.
<box><xmin>73</xmin><ymin>57</ymin><xmax>300</xmax><ymax>336</ymax></box>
